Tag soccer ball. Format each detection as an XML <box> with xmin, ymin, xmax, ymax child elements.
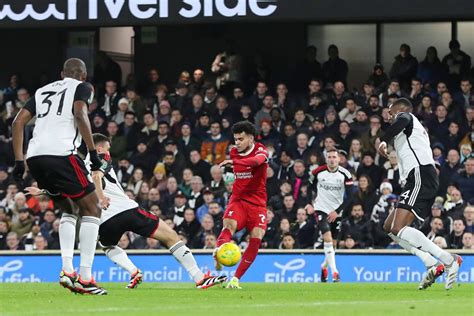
<box><xmin>216</xmin><ymin>242</ymin><xmax>241</xmax><ymax>267</ymax></box>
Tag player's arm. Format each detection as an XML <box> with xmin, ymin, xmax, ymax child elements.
<box><xmin>305</xmin><ymin>168</ymin><xmax>321</xmax><ymax>215</ymax></box>
<box><xmin>73</xmin><ymin>82</ymin><xmax>102</xmax><ymax>172</ymax></box>
<box><xmin>11</xmin><ymin>99</ymin><xmax>35</xmax><ymax>181</ymax></box>
<box><xmin>91</xmin><ymin>170</ymin><xmax>110</xmax><ymax>209</ymax></box>
<box><xmin>377</xmin><ymin>112</ymin><xmax>412</xmax><ymax>158</ymax></box>
<box><xmin>335</xmin><ymin>174</ymin><xmax>354</xmax><ymax>219</ymax></box>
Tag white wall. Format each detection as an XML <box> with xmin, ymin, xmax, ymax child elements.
<box><xmin>381</xmin><ymin>23</ymin><xmax>451</xmax><ymax>71</ymax></box>
<box><xmin>458</xmin><ymin>22</ymin><xmax>474</xmax><ymax>57</ymax></box>
<box><xmin>307</xmin><ymin>24</ymin><xmax>376</xmax><ymax>90</ymax></box>
<box><xmin>99</xmin><ymin>27</ymin><xmax>134</xmax><ymax>55</ymax></box>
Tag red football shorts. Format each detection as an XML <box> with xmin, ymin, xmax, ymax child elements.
<box><xmin>223</xmin><ymin>199</ymin><xmax>267</xmax><ymax>232</ymax></box>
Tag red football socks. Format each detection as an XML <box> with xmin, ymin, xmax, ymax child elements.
<box><xmin>216</xmin><ymin>228</ymin><xmax>233</xmax><ymax>247</ymax></box>
<box><xmin>235</xmin><ymin>238</ymin><xmax>261</xmax><ymax>279</ymax></box>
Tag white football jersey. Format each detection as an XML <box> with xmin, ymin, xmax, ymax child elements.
<box><xmin>26</xmin><ymin>78</ymin><xmax>94</xmax><ymax>158</ymax></box>
<box><xmin>85</xmin><ymin>154</ymin><xmax>138</xmax><ymax>224</ymax></box>
<box><xmin>392</xmin><ymin>113</ymin><xmax>435</xmax><ymax>182</ymax></box>
<box><xmin>310</xmin><ymin>165</ymin><xmax>353</xmax><ymax>214</ymax></box>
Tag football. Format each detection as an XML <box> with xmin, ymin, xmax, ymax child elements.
<box><xmin>216</xmin><ymin>242</ymin><xmax>242</xmax><ymax>267</ymax></box>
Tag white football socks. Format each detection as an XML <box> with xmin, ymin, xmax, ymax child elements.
<box><xmin>169</xmin><ymin>241</ymin><xmax>204</xmax><ymax>282</ymax></box>
<box><xmin>388</xmin><ymin>232</ymin><xmax>437</xmax><ymax>268</ymax></box>
<box><xmin>59</xmin><ymin>213</ymin><xmax>77</xmax><ymax>274</ymax></box>
<box><xmin>105</xmin><ymin>246</ymin><xmax>138</xmax><ymax>274</ymax></box>
<box><xmin>79</xmin><ymin>216</ymin><xmax>100</xmax><ymax>281</ymax></box>
<box><xmin>397</xmin><ymin>226</ymin><xmax>454</xmax><ymax>266</ymax></box>
<box><xmin>323</xmin><ymin>242</ymin><xmax>338</xmax><ymax>274</ymax></box>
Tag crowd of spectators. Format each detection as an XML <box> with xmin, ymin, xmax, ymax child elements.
<box><xmin>0</xmin><ymin>40</ymin><xmax>473</xmax><ymax>252</ymax></box>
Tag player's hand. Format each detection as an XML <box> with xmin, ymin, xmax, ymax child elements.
<box><xmin>24</xmin><ymin>186</ymin><xmax>42</xmax><ymax>197</ymax></box>
<box><xmin>218</xmin><ymin>160</ymin><xmax>233</xmax><ymax>168</ymax></box>
<box><xmin>99</xmin><ymin>196</ymin><xmax>111</xmax><ymax>210</ymax></box>
<box><xmin>89</xmin><ymin>150</ymin><xmax>104</xmax><ymax>172</ymax></box>
<box><xmin>13</xmin><ymin>160</ymin><xmax>25</xmax><ymax>182</ymax></box>
<box><xmin>327</xmin><ymin>211</ymin><xmax>339</xmax><ymax>223</ymax></box>
<box><xmin>304</xmin><ymin>204</ymin><xmax>315</xmax><ymax>215</ymax></box>
<box><xmin>376</xmin><ymin>138</ymin><xmax>388</xmax><ymax>158</ymax></box>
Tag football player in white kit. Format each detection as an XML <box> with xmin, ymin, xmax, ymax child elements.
<box><xmin>12</xmin><ymin>59</ymin><xmax>107</xmax><ymax>295</ymax></box>
<box><xmin>377</xmin><ymin>98</ymin><xmax>462</xmax><ymax>290</ymax></box>
<box><xmin>26</xmin><ymin>133</ymin><xmax>226</xmax><ymax>290</ymax></box>
<box><xmin>305</xmin><ymin>148</ymin><xmax>353</xmax><ymax>282</ymax></box>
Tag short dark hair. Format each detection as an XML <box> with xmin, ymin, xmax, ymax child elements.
<box><xmin>125</xmin><ymin>111</ymin><xmax>135</xmax><ymax>117</ymax></box>
<box><xmin>326</xmin><ymin>148</ymin><xmax>339</xmax><ymax>155</ymax></box>
<box><xmin>391</xmin><ymin>97</ymin><xmax>413</xmax><ymax>111</ymax></box>
<box><xmin>164</xmin><ymin>151</ymin><xmax>174</xmax><ymax>157</ymax></box>
<box><xmin>143</xmin><ymin>110</ymin><xmax>154</xmax><ymax>118</ymax></box>
<box><xmin>231</xmin><ymin>121</ymin><xmax>256</xmax><ymax>137</ymax></box>
<box><xmin>92</xmin><ymin>133</ymin><xmax>110</xmax><ymax>145</ymax></box>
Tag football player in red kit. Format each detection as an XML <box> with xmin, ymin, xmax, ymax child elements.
<box><xmin>215</xmin><ymin>121</ymin><xmax>269</xmax><ymax>289</ymax></box>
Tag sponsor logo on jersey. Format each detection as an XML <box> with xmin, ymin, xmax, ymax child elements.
<box><xmin>235</xmin><ymin>171</ymin><xmax>253</xmax><ymax>179</ymax></box>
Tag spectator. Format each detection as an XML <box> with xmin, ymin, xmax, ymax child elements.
<box><xmin>444</xmin><ymin>122</ymin><xmax>464</xmax><ymax>152</ymax></box>
<box><xmin>168</xmin><ymin>190</ymin><xmax>187</xmax><ymax>226</ymax></box>
<box><xmin>327</xmin><ymin>81</ymin><xmax>350</xmax><ymax>112</ymax></box>
<box><xmin>417</xmin><ymin>46</ymin><xmax>446</xmax><ymax>94</ymax></box>
<box><xmin>276</xmin><ymin>194</ymin><xmax>298</xmax><ymax>222</ymax></box>
<box><xmin>111</xmin><ymin>98</ymin><xmax>130</xmax><ymax>125</ymax></box>
<box><xmin>292</xmin><ymin>109</ymin><xmax>312</xmax><ymax>135</ymax></box>
<box><xmin>126</xmin><ymin>86</ymin><xmax>146</xmax><ymax>122</ymax></box>
<box><xmin>168</xmin><ymin>82</ymin><xmax>190</xmax><ymax>111</ymax></box>
<box><xmin>350</xmin><ymin>110</ymin><xmax>370</xmax><ymax>137</ymax></box>
<box><xmin>451</xmin><ymin>157</ymin><xmax>474</xmax><ymax>201</ymax></box>
<box><xmin>379</xmin><ymin>79</ymin><xmax>406</xmax><ymax>107</ymax></box>
<box><xmin>280</xmin><ymin>233</ymin><xmax>296</xmax><ymax>249</ymax></box>
<box><xmin>445</xmin><ymin>188</ymin><xmax>466</xmax><ymax>220</ymax></box>
<box><xmin>439</xmin><ymin>149</ymin><xmax>461</xmax><ymax>195</ymax></box>
<box><xmin>426</xmin><ymin>217</ymin><xmax>446</xmax><ymax>241</ymax></box>
<box><xmin>163</xmin><ymin>150</ymin><xmax>185</xmax><ymax>183</ymax></box>
<box><xmin>336</xmin><ymin>121</ymin><xmax>355</xmax><ymax>153</ymax></box>
<box><xmin>440</xmin><ymin>91</ymin><xmax>463</xmax><ymax>123</ymax></box>
<box><xmin>409</xmin><ymin>77</ymin><xmax>426</xmax><ymax>108</ymax></box>
<box><xmin>99</xmin><ymin>80</ymin><xmax>120</xmax><ymax>118</ymax></box>
<box><xmin>338</xmin><ymin>98</ymin><xmax>360</xmax><ymax>124</ymax></box>
<box><xmin>290</xmin><ymin>160</ymin><xmax>308</xmax><ymax>202</ymax></box>
<box><xmin>117</xmin><ymin>158</ymin><xmax>134</xmax><ymax>188</ymax></box>
<box><xmin>292</xmin><ymin>133</ymin><xmax>312</xmax><ymax>164</ymax></box>
<box><xmin>140</xmin><ymin>111</ymin><xmax>158</xmax><ymax>143</ymax></box>
<box><xmin>196</xmin><ymin>187</ymin><xmax>215</xmax><ymax>223</ymax></box>
<box><xmin>130</xmin><ymin>141</ymin><xmax>157</xmax><ymax>178</ymax></box>
<box><xmin>187</xmin><ymin>176</ymin><xmax>204</xmax><ymax>210</ymax></box>
<box><xmin>6</xmin><ymin>232</ymin><xmax>24</xmax><ymax>250</ymax></box>
<box><xmin>442</xmin><ymin>40</ymin><xmax>472</xmax><ymax>89</ymax></box>
<box><xmin>275</xmin><ymin>83</ymin><xmax>294</xmax><ymax>121</ymax></box>
<box><xmin>361</xmin><ymin>115</ymin><xmax>384</xmax><ymax>155</ymax></box>
<box><xmin>150</xmin><ymin>84</ymin><xmax>168</xmax><ymax>116</ymax></box>
<box><xmin>0</xmin><ymin>220</ymin><xmax>9</xmax><ymax>249</ymax></box>
<box><xmin>461</xmin><ymin>230</ymin><xmax>473</xmax><ymax>249</ymax></box>
<box><xmin>455</xmin><ymin>78</ymin><xmax>474</xmax><ymax>109</ymax></box>
<box><xmin>291</xmin><ymin>208</ymin><xmax>315</xmax><ymax>248</ymax></box>
<box><xmin>178</xmin><ymin>122</ymin><xmax>200</xmax><ymax>159</ymax></box>
<box><xmin>254</xmin><ymin>95</ymin><xmax>274</xmax><ymax>132</ymax></box>
<box><xmin>464</xmin><ymin>206</ymin><xmax>474</xmax><ymax>233</ymax></box>
<box><xmin>34</xmin><ymin>235</ymin><xmax>48</xmax><ymax>250</ymax></box>
<box><xmin>179</xmin><ymin>168</ymin><xmax>194</xmax><ymax>197</ymax></box>
<box><xmin>208</xmin><ymin>165</ymin><xmax>226</xmax><ymax>198</ymax></box>
<box><xmin>188</xmin><ymin>150</ymin><xmax>211</xmax><ymax>184</ymax></box>
<box><xmin>338</xmin><ymin>203</ymin><xmax>371</xmax><ymax>248</ymax></box>
<box><xmin>382</xmin><ymin>151</ymin><xmax>402</xmax><ymax>195</ymax></box>
<box><xmin>356</xmin><ymin>152</ymin><xmax>384</xmax><ymax>189</ymax></box>
<box><xmin>414</xmin><ymin>95</ymin><xmax>435</xmax><ymax>123</ymax></box>
<box><xmin>459</xmin><ymin>143</ymin><xmax>472</xmax><ymax>165</ymax></box>
<box><xmin>200</xmin><ymin>122</ymin><xmax>229</xmax><ymax>164</ymax></box>
<box><xmin>203</xmin><ymin>233</ymin><xmax>217</xmax><ymax>250</ymax></box>
<box><xmin>274</xmin><ymin>218</ymin><xmax>291</xmax><ymax>248</ymax></box>
<box><xmin>297</xmin><ymin>46</ymin><xmax>323</xmax><ymax>91</ymax></box>
<box><xmin>127</xmin><ymin>168</ymin><xmax>144</xmax><ymax>196</ymax></box>
<box><xmin>194</xmin><ymin>214</ymin><xmax>216</xmax><ymax>248</ymax></box>
<box><xmin>368</xmin><ymin>63</ymin><xmax>389</xmax><ymax>93</ymax></box>
<box><xmin>347</xmin><ymin>138</ymin><xmax>362</xmax><ymax>172</ymax></box>
<box><xmin>356</xmin><ymin>81</ymin><xmax>376</xmax><ymax>108</ymax></box>
<box><xmin>428</xmin><ymin>105</ymin><xmax>450</xmax><ymax>146</ymax></box>
<box><xmin>106</xmin><ymin>121</ymin><xmax>127</xmax><ymax>161</ymax></box>
<box><xmin>350</xmin><ymin>174</ymin><xmax>378</xmax><ymax>215</ymax></box>
<box><xmin>119</xmin><ymin>111</ymin><xmax>142</xmax><ymax>153</ymax></box>
<box><xmin>322</xmin><ymin>45</ymin><xmax>348</xmax><ymax>85</ymax></box>
<box><xmin>447</xmin><ymin>218</ymin><xmax>466</xmax><ymax>249</ymax></box>
<box><xmin>176</xmin><ymin>208</ymin><xmax>201</xmax><ymax>245</ymax></box>
<box><xmin>139</xmin><ymin>68</ymin><xmax>161</xmax><ymax>101</ymax></box>
<box><xmin>248</xmin><ymin>81</ymin><xmax>268</xmax><ymax>112</ymax></box>
<box><xmin>389</xmin><ymin>43</ymin><xmax>418</xmax><ymax>91</ymax></box>
<box><xmin>189</xmin><ymin>69</ymin><xmax>206</xmax><ymax>95</ymax></box>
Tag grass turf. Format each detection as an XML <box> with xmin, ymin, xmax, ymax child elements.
<box><xmin>0</xmin><ymin>282</ymin><xmax>472</xmax><ymax>316</ymax></box>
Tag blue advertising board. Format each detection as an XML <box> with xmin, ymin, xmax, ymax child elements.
<box><xmin>0</xmin><ymin>253</ymin><xmax>472</xmax><ymax>283</ymax></box>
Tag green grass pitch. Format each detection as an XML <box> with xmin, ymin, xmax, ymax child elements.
<box><xmin>1</xmin><ymin>283</ymin><xmax>472</xmax><ymax>316</ymax></box>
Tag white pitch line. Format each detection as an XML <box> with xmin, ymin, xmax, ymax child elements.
<box><xmin>9</xmin><ymin>299</ymin><xmax>470</xmax><ymax>315</ymax></box>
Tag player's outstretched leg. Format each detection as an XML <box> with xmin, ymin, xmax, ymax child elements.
<box><xmin>154</xmin><ymin>219</ymin><xmax>227</xmax><ymax>289</ymax></box>
<box><xmin>74</xmin><ymin>193</ymin><xmax>107</xmax><ymax>295</ymax></box>
<box><xmin>214</xmin><ymin>219</ymin><xmax>237</xmax><ymax>271</ymax></box>
<box><xmin>228</xmin><ymin>227</ymin><xmax>265</xmax><ymax>289</ymax></box>
<box><xmin>390</xmin><ymin>208</ymin><xmax>462</xmax><ymax>290</ymax></box>
<box><xmin>102</xmin><ymin>245</ymin><xmax>143</xmax><ymax>289</ymax></box>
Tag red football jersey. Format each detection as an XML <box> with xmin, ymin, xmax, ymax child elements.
<box><xmin>229</xmin><ymin>142</ymin><xmax>269</xmax><ymax>207</ymax></box>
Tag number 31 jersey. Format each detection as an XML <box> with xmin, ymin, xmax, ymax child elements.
<box><xmin>25</xmin><ymin>78</ymin><xmax>94</xmax><ymax>158</ymax></box>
